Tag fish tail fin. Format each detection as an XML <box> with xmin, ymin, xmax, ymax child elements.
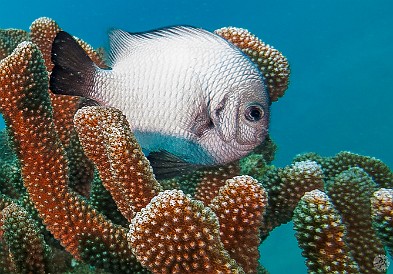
<box><xmin>50</xmin><ymin>31</ymin><xmax>97</xmax><ymax>98</ymax></box>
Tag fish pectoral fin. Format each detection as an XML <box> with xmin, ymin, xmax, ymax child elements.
<box><xmin>147</xmin><ymin>150</ymin><xmax>201</xmax><ymax>180</ymax></box>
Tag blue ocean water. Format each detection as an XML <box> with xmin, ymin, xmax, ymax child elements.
<box><xmin>1</xmin><ymin>0</ymin><xmax>392</xmax><ymax>273</ymax></box>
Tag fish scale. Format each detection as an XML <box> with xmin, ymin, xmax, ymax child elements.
<box><xmin>50</xmin><ymin>26</ymin><xmax>270</xmax><ymax>178</ymax></box>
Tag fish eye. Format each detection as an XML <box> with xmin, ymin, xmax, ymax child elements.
<box><xmin>244</xmin><ymin>105</ymin><xmax>264</xmax><ymax>122</ymax></box>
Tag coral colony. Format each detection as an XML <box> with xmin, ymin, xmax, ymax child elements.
<box><xmin>0</xmin><ymin>17</ymin><xmax>392</xmax><ymax>273</ymax></box>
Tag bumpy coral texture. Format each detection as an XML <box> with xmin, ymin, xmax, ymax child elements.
<box><xmin>292</xmin><ymin>152</ymin><xmax>393</xmax><ymax>273</ymax></box>
<box><xmin>29</xmin><ymin>17</ymin><xmax>96</xmax><ymax>196</ymax></box>
<box><xmin>0</xmin><ymin>203</ymin><xmax>51</xmax><ymax>274</ymax></box>
<box><xmin>295</xmin><ymin>151</ymin><xmax>393</xmax><ymax>189</ymax></box>
<box><xmin>209</xmin><ymin>176</ymin><xmax>267</xmax><ymax>274</ymax></box>
<box><xmin>30</xmin><ymin>17</ymin><xmax>61</xmax><ymax>71</ymax></box>
<box><xmin>0</xmin><ymin>29</ymin><xmax>30</xmax><ymax>60</ymax></box>
<box><xmin>325</xmin><ymin>167</ymin><xmax>385</xmax><ymax>273</ymax></box>
<box><xmin>74</xmin><ymin>106</ymin><xmax>162</xmax><ymax>221</ymax></box>
<box><xmin>128</xmin><ymin>189</ymin><xmax>244</xmax><ymax>274</ymax></box>
<box><xmin>293</xmin><ymin>190</ymin><xmax>360</xmax><ymax>273</ymax></box>
<box><xmin>0</xmin><ymin>41</ymin><xmax>146</xmax><ymax>273</ymax></box>
<box><xmin>371</xmin><ymin>188</ymin><xmax>393</xmax><ymax>257</ymax></box>
<box><xmin>29</xmin><ymin>17</ymin><xmax>82</xmax><ymax>147</ymax></box>
<box><xmin>193</xmin><ymin>163</ymin><xmax>240</xmax><ymax>205</ymax></box>
<box><xmin>1</xmin><ymin>16</ymin><xmax>393</xmax><ymax>274</ymax></box>
<box><xmin>260</xmin><ymin>160</ymin><xmax>324</xmax><ymax>238</ymax></box>
<box><xmin>215</xmin><ymin>27</ymin><xmax>290</xmax><ymax>102</ymax></box>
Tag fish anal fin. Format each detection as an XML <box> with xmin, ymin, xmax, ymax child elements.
<box><xmin>147</xmin><ymin>150</ymin><xmax>202</xmax><ymax>180</ymax></box>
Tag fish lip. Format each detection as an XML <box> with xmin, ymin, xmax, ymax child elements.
<box><xmin>255</xmin><ymin>126</ymin><xmax>269</xmax><ymax>143</ymax></box>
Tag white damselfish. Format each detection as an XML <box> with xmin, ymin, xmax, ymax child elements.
<box><xmin>50</xmin><ymin>26</ymin><xmax>270</xmax><ymax>178</ymax></box>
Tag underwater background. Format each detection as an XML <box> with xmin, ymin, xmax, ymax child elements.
<box><xmin>1</xmin><ymin>0</ymin><xmax>392</xmax><ymax>273</ymax></box>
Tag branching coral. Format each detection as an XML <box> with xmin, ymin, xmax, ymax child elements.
<box><xmin>191</xmin><ymin>163</ymin><xmax>240</xmax><ymax>206</ymax></box>
<box><xmin>325</xmin><ymin>167</ymin><xmax>385</xmax><ymax>273</ymax></box>
<box><xmin>0</xmin><ymin>18</ymin><xmax>272</xmax><ymax>273</ymax></box>
<box><xmin>0</xmin><ymin>17</ymin><xmax>392</xmax><ymax>274</ymax></box>
<box><xmin>259</xmin><ymin>160</ymin><xmax>325</xmax><ymax>239</ymax></box>
<box><xmin>29</xmin><ymin>17</ymin><xmax>61</xmax><ymax>71</ymax></box>
<box><xmin>293</xmin><ymin>190</ymin><xmax>360</xmax><ymax>273</ymax></box>
<box><xmin>128</xmin><ymin>175</ymin><xmax>267</xmax><ymax>274</ymax></box>
<box><xmin>0</xmin><ymin>29</ymin><xmax>29</xmax><ymax>60</ymax></box>
<box><xmin>291</xmin><ymin>152</ymin><xmax>393</xmax><ymax>273</ymax></box>
<box><xmin>0</xmin><ymin>203</ymin><xmax>51</xmax><ymax>274</ymax></box>
<box><xmin>74</xmin><ymin>106</ymin><xmax>162</xmax><ymax>221</ymax></box>
<box><xmin>294</xmin><ymin>151</ymin><xmax>393</xmax><ymax>189</ymax></box>
<box><xmin>371</xmin><ymin>188</ymin><xmax>393</xmax><ymax>258</ymax></box>
<box><xmin>0</xmin><ymin>39</ymin><xmax>145</xmax><ymax>273</ymax></box>
<box><xmin>128</xmin><ymin>189</ymin><xmax>244</xmax><ymax>274</ymax></box>
<box><xmin>209</xmin><ymin>176</ymin><xmax>267</xmax><ymax>274</ymax></box>
<box><xmin>215</xmin><ymin>27</ymin><xmax>290</xmax><ymax>102</ymax></box>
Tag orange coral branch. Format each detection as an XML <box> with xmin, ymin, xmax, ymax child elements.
<box><xmin>30</xmin><ymin>17</ymin><xmax>61</xmax><ymax>72</ymax></box>
<box><xmin>30</xmin><ymin>17</ymin><xmax>106</xmax><ymax>149</ymax></box>
<box><xmin>193</xmin><ymin>163</ymin><xmax>240</xmax><ymax>206</ymax></box>
<box><xmin>74</xmin><ymin>106</ymin><xmax>162</xmax><ymax>221</ymax></box>
<box><xmin>128</xmin><ymin>189</ymin><xmax>245</xmax><ymax>274</ymax></box>
<box><xmin>0</xmin><ymin>42</ymin><xmax>145</xmax><ymax>272</ymax></box>
<box><xmin>209</xmin><ymin>175</ymin><xmax>267</xmax><ymax>274</ymax></box>
<box><xmin>215</xmin><ymin>27</ymin><xmax>290</xmax><ymax>102</ymax></box>
<box><xmin>29</xmin><ymin>17</ymin><xmax>104</xmax><ymax>196</ymax></box>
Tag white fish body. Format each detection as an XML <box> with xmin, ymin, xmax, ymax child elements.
<box><xmin>50</xmin><ymin>26</ymin><xmax>270</xmax><ymax>177</ymax></box>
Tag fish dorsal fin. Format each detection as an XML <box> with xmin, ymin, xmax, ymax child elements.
<box><xmin>108</xmin><ymin>26</ymin><xmax>223</xmax><ymax>65</ymax></box>
<box><xmin>147</xmin><ymin>150</ymin><xmax>202</xmax><ymax>180</ymax></box>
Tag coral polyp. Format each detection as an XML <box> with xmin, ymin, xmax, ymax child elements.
<box><xmin>0</xmin><ymin>17</ymin><xmax>392</xmax><ymax>274</ymax></box>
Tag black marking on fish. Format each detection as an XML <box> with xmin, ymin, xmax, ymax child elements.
<box><xmin>147</xmin><ymin>150</ymin><xmax>203</xmax><ymax>179</ymax></box>
<box><xmin>50</xmin><ymin>31</ymin><xmax>97</xmax><ymax>98</ymax></box>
